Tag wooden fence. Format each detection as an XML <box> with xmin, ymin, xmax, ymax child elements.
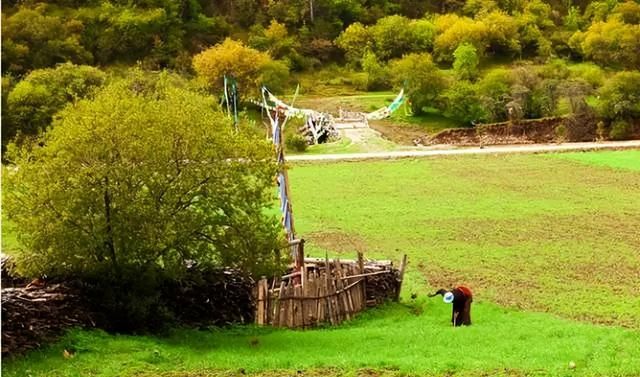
<box><xmin>255</xmin><ymin>252</ymin><xmax>406</xmax><ymax>328</ymax></box>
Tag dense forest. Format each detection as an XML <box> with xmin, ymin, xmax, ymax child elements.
<box><xmin>2</xmin><ymin>0</ymin><xmax>640</xmax><ymax>149</ymax></box>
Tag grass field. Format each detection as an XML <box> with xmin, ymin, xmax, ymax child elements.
<box><xmin>553</xmin><ymin>150</ymin><xmax>640</xmax><ymax>171</ymax></box>
<box><xmin>3</xmin><ymin>151</ymin><xmax>639</xmax><ymax>377</ymax></box>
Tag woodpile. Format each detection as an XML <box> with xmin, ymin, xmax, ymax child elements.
<box><xmin>1</xmin><ymin>267</ymin><xmax>256</xmax><ymax>356</ymax></box>
<box><xmin>1</xmin><ymin>284</ymin><xmax>95</xmax><ymax>357</ymax></box>
<box><xmin>255</xmin><ymin>252</ymin><xmax>406</xmax><ymax>328</ymax></box>
<box><xmin>1</xmin><ymin>254</ymin><xmax>27</xmax><ymax>288</ymax></box>
<box><xmin>162</xmin><ymin>268</ymin><xmax>255</xmax><ymax>327</ymax></box>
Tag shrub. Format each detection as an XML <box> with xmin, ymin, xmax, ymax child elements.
<box><xmin>453</xmin><ymin>43</ymin><xmax>479</xmax><ymax>81</ymax></box>
<box><xmin>1</xmin><ymin>7</ymin><xmax>92</xmax><ymax>74</ymax></box>
<box><xmin>6</xmin><ymin>63</ymin><xmax>106</xmax><ymax>140</ymax></box>
<box><xmin>609</xmin><ymin>120</ymin><xmax>633</xmax><ymax>140</ymax></box>
<box><xmin>361</xmin><ymin>50</ymin><xmax>389</xmax><ymax>91</ymax></box>
<box><xmin>477</xmin><ymin>68</ymin><xmax>514</xmax><ymax>122</ymax></box>
<box><xmin>390</xmin><ymin>53</ymin><xmax>446</xmax><ymax>115</ymax></box>
<box><xmin>442</xmin><ymin>80</ymin><xmax>488</xmax><ymax>123</ymax></box>
<box><xmin>554</xmin><ymin>124</ymin><xmax>568</xmax><ymax>141</ymax></box>
<box><xmin>572</xmin><ymin>19</ymin><xmax>640</xmax><ymax>69</ymax></box>
<box><xmin>286</xmin><ymin>134</ymin><xmax>309</xmax><ymax>152</ymax></box>
<box><xmin>597</xmin><ymin>71</ymin><xmax>640</xmax><ymax>120</ymax></box>
<box><xmin>568</xmin><ymin>63</ymin><xmax>605</xmax><ymax>88</ymax></box>
<box><xmin>260</xmin><ymin>60</ymin><xmax>291</xmax><ymax>94</ymax></box>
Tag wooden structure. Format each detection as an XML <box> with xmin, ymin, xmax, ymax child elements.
<box><xmin>255</xmin><ymin>251</ymin><xmax>407</xmax><ymax>328</ymax></box>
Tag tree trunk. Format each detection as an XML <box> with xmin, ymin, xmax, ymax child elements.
<box><xmin>103</xmin><ymin>176</ymin><xmax>119</xmax><ymax>277</ymax></box>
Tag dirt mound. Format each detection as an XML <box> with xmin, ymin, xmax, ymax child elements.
<box><xmin>427</xmin><ymin>117</ymin><xmax>567</xmax><ymax>146</ymax></box>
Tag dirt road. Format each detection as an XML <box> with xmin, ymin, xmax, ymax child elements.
<box><xmin>288</xmin><ymin>140</ymin><xmax>640</xmax><ymax>162</ymax></box>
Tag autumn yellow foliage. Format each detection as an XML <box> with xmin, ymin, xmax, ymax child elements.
<box><xmin>192</xmin><ymin>38</ymin><xmax>272</xmax><ymax>95</ymax></box>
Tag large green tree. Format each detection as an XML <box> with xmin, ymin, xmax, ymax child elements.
<box><xmin>3</xmin><ymin>75</ymin><xmax>284</xmax><ymax>280</ymax></box>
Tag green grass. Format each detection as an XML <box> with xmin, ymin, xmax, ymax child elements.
<box><xmin>551</xmin><ymin>150</ymin><xmax>640</xmax><ymax>171</ymax></box>
<box><xmin>3</xmin><ymin>151</ymin><xmax>640</xmax><ymax>377</ymax></box>
<box><xmin>387</xmin><ymin>106</ymin><xmax>466</xmax><ymax>133</ymax></box>
<box><xmin>3</xmin><ymin>301</ymin><xmax>639</xmax><ymax>377</ymax></box>
<box><xmin>291</xmin><ymin>153</ymin><xmax>640</xmax><ymax>328</ymax></box>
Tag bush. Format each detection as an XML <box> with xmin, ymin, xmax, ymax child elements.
<box><xmin>568</xmin><ymin>63</ymin><xmax>605</xmax><ymax>88</ymax></box>
<box><xmin>286</xmin><ymin>134</ymin><xmax>309</xmax><ymax>152</ymax></box>
<box><xmin>442</xmin><ymin>80</ymin><xmax>488</xmax><ymax>123</ymax></box>
<box><xmin>477</xmin><ymin>68</ymin><xmax>514</xmax><ymax>122</ymax></box>
<box><xmin>6</xmin><ymin>63</ymin><xmax>106</xmax><ymax>140</ymax></box>
<box><xmin>609</xmin><ymin>120</ymin><xmax>633</xmax><ymax>140</ymax></box>
<box><xmin>1</xmin><ymin>7</ymin><xmax>92</xmax><ymax>74</ymax></box>
<box><xmin>453</xmin><ymin>43</ymin><xmax>479</xmax><ymax>80</ymax></box>
<box><xmin>597</xmin><ymin>71</ymin><xmax>640</xmax><ymax>121</ymax></box>
<box><xmin>554</xmin><ymin>124</ymin><xmax>568</xmax><ymax>141</ymax></box>
<box><xmin>260</xmin><ymin>60</ymin><xmax>291</xmax><ymax>94</ymax></box>
<box><xmin>390</xmin><ymin>53</ymin><xmax>446</xmax><ymax>115</ymax></box>
<box><xmin>361</xmin><ymin>50</ymin><xmax>389</xmax><ymax>90</ymax></box>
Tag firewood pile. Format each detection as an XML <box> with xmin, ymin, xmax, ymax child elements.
<box><xmin>162</xmin><ymin>268</ymin><xmax>255</xmax><ymax>327</ymax></box>
<box><xmin>365</xmin><ymin>266</ymin><xmax>401</xmax><ymax>306</ymax></box>
<box><xmin>1</xmin><ymin>284</ymin><xmax>95</xmax><ymax>357</ymax></box>
<box><xmin>1</xmin><ymin>254</ymin><xmax>27</xmax><ymax>288</ymax></box>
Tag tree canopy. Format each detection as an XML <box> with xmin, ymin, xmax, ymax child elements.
<box><xmin>193</xmin><ymin>38</ymin><xmax>289</xmax><ymax>96</ymax></box>
<box><xmin>3</xmin><ymin>75</ymin><xmax>285</xmax><ymax>280</ymax></box>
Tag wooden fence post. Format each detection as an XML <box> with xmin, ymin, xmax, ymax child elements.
<box><xmin>257</xmin><ymin>276</ymin><xmax>267</xmax><ymax>325</ymax></box>
<box><xmin>357</xmin><ymin>252</ymin><xmax>366</xmax><ymax>310</ymax></box>
<box><xmin>395</xmin><ymin>254</ymin><xmax>408</xmax><ymax>302</ymax></box>
<box><xmin>325</xmin><ymin>252</ymin><xmax>334</xmax><ymax>324</ymax></box>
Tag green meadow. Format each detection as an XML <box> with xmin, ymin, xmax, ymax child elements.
<box><xmin>3</xmin><ymin>150</ymin><xmax>639</xmax><ymax>377</ymax></box>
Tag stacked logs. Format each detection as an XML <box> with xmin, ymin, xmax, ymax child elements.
<box><xmin>1</xmin><ymin>267</ymin><xmax>255</xmax><ymax>356</ymax></box>
<box><xmin>365</xmin><ymin>267</ymin><xmax>401</xmax><ymax>306</ymax></box>
<box><xmin>1</xmin><ymin>284</ymin><xmax>95</xmax><ymax>356</ymax></box>
<box><xmin>162</xmin><ymin>268</ymin><xmax>255</xmax><ymax>327</ymax></box>
<box><xmin>1</xmin><ymin>254</ymin><xmax>27</xmax><ymax>288</ymax></box>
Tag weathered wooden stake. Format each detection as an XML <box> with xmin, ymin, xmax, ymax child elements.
<box><xmin>395</xmin><ymin>254</ymin><xmax>408</xmax><ymax>302</ymax></box>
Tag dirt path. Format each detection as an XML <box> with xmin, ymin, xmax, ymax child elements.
<box><xmin>288</xmin><ymin>140</ymin><xmax>640</xmax><ymax>162</ymax></box>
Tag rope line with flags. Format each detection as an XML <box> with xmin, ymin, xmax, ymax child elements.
<box><xmin>262</xmin><ymin>86</ymin><xmax>299</xmax><ymax>246</ymax></box>
<box><xmin>365</xmin><ymin>88</ymin><xmax>406</xmax><ymax>120</ymax></box>
<box><xmin>223</xmin><ymin>75</ymin><xmax>239</xmax><ymax>130</ymax></box>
